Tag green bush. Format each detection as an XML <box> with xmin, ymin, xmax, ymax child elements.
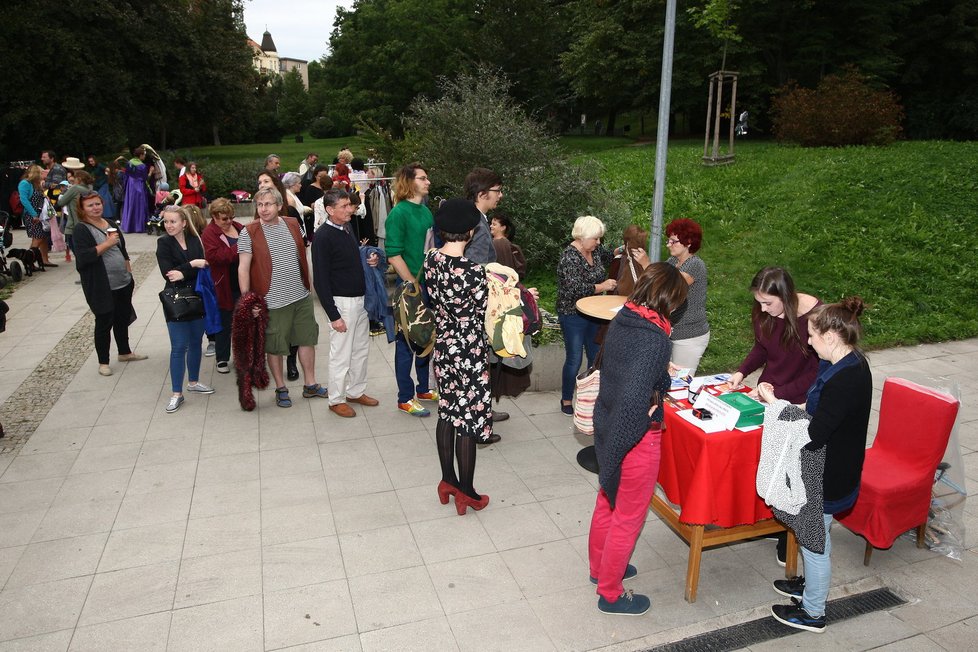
<box><xmin>360</xmin><ymin>67</ymin><xmax>629</xmax><ymax>272</ymax></box>
<box><xmin>771</xmin><ymin>68</ymin><xmax>904</xmax><ymax>147</ymax></box>
<box><xmin>198</xmin><ymin>158</ymin><xmax>265</xmax><ymax>199</ymax></box>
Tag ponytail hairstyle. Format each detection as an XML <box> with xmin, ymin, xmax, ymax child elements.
<box><xmin>749</xmin><ymin>266</ymin><xmax>805</xmax><ymax>353</ymax></box>
<box><xmin>809</xmin><ymin>296</ymin><xmax>867</xmax><ymax>358</ymax></box>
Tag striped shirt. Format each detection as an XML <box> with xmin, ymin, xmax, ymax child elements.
<box><xmin>238</xmin><ymin>220</ymin><xmax>309</xmax><ymax>310</ymax></box>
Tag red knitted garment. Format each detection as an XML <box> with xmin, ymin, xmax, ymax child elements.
<box><xmin>232</xmin><ymin>292</ymin><xmax>270</xmax><ymax>411</ymax></box>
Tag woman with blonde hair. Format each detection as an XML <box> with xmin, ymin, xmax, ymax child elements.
<box><xmin>555</xmin><ymin>215</ymin><xmax>616</xmax><ymax>414</ymax></box>
<box><xmin>18</xmin><ymin>164</ymin><xmax>55</xmax><ymax>266</ymax></box>
<box><xmin>156</xmin><ymin>205</ymin><xmax>213</xmax><ymax>413</ymax></box>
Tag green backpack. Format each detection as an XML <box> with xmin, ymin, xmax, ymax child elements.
<box><xmin>392</xmin><ymin>281</ymin><xmax>435</xmax><ymax>357</ymax></box>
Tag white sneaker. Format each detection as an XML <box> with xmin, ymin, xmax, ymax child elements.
<box><xmin>216</xmin><ymin>361</ymin><xmax>230</xmax><ymax>374</ymax></box>
<box><xmin>165</xmin><ymin>395</ymin><xmax>185</xmax><ymax>413</ymax></box>
<box><xmin>187</xmin><ymin>382</ymin><xmax>215</xmax><ymax>394</ymax></box>
<box><xmin>205</xmin><ymin>342</ymin><xmax>216</xmax><ymax>357</ymax></box>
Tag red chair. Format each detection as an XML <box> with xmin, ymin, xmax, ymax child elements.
<box><xmin>836</xmin><ymin>377</ymin><xmax>959</xmax><ymax>565</ymax></box>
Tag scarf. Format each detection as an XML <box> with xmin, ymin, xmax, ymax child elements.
<box><xmin>624</xmin><ymin>301</ymin><xmax>672</xmax><ymax>336</ymax></box>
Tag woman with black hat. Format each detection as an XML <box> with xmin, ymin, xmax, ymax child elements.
<box><xmin>422</xmin><ymin>198</ymin><xmax>492</xmax><ymax>515</ymax></box>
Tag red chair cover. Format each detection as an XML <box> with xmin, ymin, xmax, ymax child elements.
<box><xmin>836</xmin><ymin>378</ymin><xmax>959</xmax><ymax>549</ymax></box>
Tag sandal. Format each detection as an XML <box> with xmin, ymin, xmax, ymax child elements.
<box><xmin>275</xmin><ymin>386</ymin><xmax>292</xmax><ymax>408</ymax></box>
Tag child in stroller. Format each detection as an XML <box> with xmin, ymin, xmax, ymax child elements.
<box><xmin>147</xmin><ymin>183</ymin><xmax>182</xmax><ymax>235</ymax></box>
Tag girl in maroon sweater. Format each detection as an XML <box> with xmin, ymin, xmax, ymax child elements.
<box><xmin>729</xmin><ymin>267</ymin><xmax>821</xmax><ymax>404</ymax></box>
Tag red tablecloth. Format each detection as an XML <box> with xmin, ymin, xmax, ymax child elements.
<box><xmin>658</xmin><ymin>402</ymin><xmax>774</xmax><ymax>527</ymax></box>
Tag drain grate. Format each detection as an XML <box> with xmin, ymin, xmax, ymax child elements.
<box><xmin>647</xmin><ymin>588</ymin><xmax>906</xmax><ymax>652</ymax></box>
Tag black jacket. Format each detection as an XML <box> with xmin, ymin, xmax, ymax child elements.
<box><xmin>156</xmin><ymin>233</ymin><xmax>205</xmax><ymax>290</ymax></box>
<box><xmin>74</xmin><ymin>219</ymin><xmax>130</xmax><ymax>314</ymax></box>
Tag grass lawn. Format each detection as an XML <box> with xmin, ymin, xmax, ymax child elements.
<box><xmin>527</xmin><ymin>138</ymin><xmax>978</xmax><ymax>375</ymax></box>
<box><xmin>172</xmin><ymin>135</ymin><xmax>374</xmax><ymax>166</ymax></box>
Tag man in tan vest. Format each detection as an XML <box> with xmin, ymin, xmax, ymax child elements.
<box><xmin>238</xmin><ymin>187</ymin><xmax>327</xmax><ymax>408</ymax></box>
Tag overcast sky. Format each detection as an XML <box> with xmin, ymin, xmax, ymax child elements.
<box><xmin>244</xmin><ymin>0</ymin><xmax>355</xmax><ymax>63</ymax></box>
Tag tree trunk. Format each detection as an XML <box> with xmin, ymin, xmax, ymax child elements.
<box><xmin>605</xmin><ymin>108</ymin><xmax>618</xmax><ymax>136</ymax></box>
<box><xmin>212</xmin><ymin>123</ymin><xmax>222</xmax><ymax>146</ymax></box>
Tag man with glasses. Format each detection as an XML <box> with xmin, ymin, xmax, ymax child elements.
<box><xmin>463</xmin><ymin>168</ymin><xmax>510</xmax><ymax>433</ymax></box>
<box><xmin>238</xmin><ymin>187</ymin><xmax>328</xmax><ymax>408</ymax></box>
<box><xmin>462</xmin><ymin>167</ymin><xmax>503</xmax><ymax>265</ymax></box>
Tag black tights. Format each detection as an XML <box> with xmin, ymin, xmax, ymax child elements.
<box><xmin>436</xmin><ymin>420</ymin><xmax>481</xmax><ymax>500</ymax></box>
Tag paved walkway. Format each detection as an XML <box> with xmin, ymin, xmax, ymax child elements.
<box><xmin>0</xmin><ymin>232</ymin><xmax>976</xmax><ymax>650</ymax></box>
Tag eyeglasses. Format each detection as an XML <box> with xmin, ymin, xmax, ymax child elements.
<box><xmin>486</xmin><ymin>187</ymin><xmax>503</xmax><ymax>194</ymax></box>
<box><xmin>80</xmin><ymin>190</ymin><xmax>100</xmax><ymax>198</ymax></box>
<box><xmin>415</xmin><ymin>176</ymin><xmax>429</xmax><ymax>182</ymax></box>
<box><xmin>666</xmin><ymin>238</ymin><xmax>682</xmax><ymax>245</ymax></box>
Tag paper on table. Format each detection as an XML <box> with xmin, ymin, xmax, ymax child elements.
<box><xmin>674</xmin><ymin>408</ymin><xmax>731</xmax><ymax>434</ymax></box>
<box><xmin>692</xmin><ymin>392</ymin><xmax>741</xmax><ymax>431</ymax></box>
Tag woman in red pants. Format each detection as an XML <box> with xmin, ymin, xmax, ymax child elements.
<box><xmin>588</xmin><ymin>263</ymin><xmax>687</xmax><ymax>616</ymax></box>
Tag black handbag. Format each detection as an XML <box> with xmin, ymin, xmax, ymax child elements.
<box><xmin>159</xmin><ymin>286</ymin><xmax>204</xmax><ymax>321</ymax></box>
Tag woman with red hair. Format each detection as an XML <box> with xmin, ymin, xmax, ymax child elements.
<box><xmin>664</xmin><ymin>218</ymin><xmax>710</xmax><ymax>374</ymax></box>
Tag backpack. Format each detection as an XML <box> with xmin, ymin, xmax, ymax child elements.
<box><xmin>392</xmin><ymin>281</ymin><xmax>435</xmax><ymax>357</ymax></box>
<box><xmin>484</xmin><ymin>263</ymin><xmax>527</xmax><ymax>358</ymax></box>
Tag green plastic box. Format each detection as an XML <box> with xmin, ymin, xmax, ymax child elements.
<box><xmin>717</xmin><ymin>393</ymin><xmax>764</xmax><ymax>428</ymax></box>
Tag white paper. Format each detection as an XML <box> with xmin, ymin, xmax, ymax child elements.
<box><xmin>692</xmin><ymin>392</ymin><xmax>740</xmax><ymax>431</ymax></box>
<box><xmin>674</xmin><ymin>408</ymin><xmax>730</xmax><ymax>434</ymax></box>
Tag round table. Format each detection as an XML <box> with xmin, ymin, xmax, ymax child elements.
<box><xmin>572</xmin><ymin>295</ymin><xmax>626</xmax><ymax>473</ymax></box>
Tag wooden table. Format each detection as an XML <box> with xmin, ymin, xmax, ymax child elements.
<box><xmin>575</xmin><ymin>294</ymin><xmax>626</xmax><ymax>320</ymax></box>
<box><xmin>654</xmin><ymin>401</ymin><xmax>798</xmax><ymax>602</ymax></box>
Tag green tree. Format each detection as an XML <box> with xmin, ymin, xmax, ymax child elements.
<box><xmin>277</xmin><ymin>69</ymin><xmax>313</xmax><ymax>140</ymax></box>
<box><xmin>366</xmin><ymin>67</ymin><xmax>628</xmax><ymax>270</ymax></box>
<box><xmin>316</xmin><ymin>0</ymin><xmax>478</xmax><ymax>134</ymax></box>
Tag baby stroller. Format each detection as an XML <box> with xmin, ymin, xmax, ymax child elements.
<box><xmin>0</xmin><ymin>211</ymin><xmax>26</xmax><ymax>287</ymax></box>
<box><xmin>146</xmin><ymin>188</ymin><xmax>183</xmax><ymax>235</ymax></box>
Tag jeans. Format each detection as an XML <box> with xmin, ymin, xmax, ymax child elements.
<box><xmin>588</xmin><ymin>428</ymin><xmax>662</xmax><ymax>601</ymax></box>
<box><xmin>801</xmin><ymin>512</ymin><xmax>834</xmax><ymax>617</ymax></box>
<box><xmin>166</xmin><ymin>318</ymin><xmax>205</xmax><ymax>392</ymax></box>
<box><xmin>93</xmin><ymin>281</ymin><xmax>134</xmax><ymax>364</ymax></box>
<box><xmin>558</xmin><ymin>313</ymin><xmax>600</xmax><ymax>402</ymax></box>
<box><xmin>394</xmin><ymin>331</ymin><xmax>431</xmax><ymax>404</ymax></box>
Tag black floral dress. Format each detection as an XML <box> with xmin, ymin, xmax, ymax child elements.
<box><xmin>422</xmin><ymin>250</ymin><xmax>492</xmax><ymax>441</ymax></box>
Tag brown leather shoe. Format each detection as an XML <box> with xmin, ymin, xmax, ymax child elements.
<box><xmin>329</xmin><ymin>403</ymin><xmax>357</xmax><ymax>418</ymax></box>
<box><xmin>346</xmin><ymin>394</ymin><xmax>379</xmax><ymax>407</ymax></box>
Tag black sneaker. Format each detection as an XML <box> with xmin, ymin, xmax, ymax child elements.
<box><xmin>773</xmin><ymin>575</ymin><xmax>805</xmax><ymax>599</ymax></box>
<box><xmin>771</xmin><ymin>598</ymin><xmax>825</xmax><ymax>633</ymax></box>
<box><xmin>597</xmin><ymin>590</ymin><xmax>651</xmax><ymax>616</ymax></box>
